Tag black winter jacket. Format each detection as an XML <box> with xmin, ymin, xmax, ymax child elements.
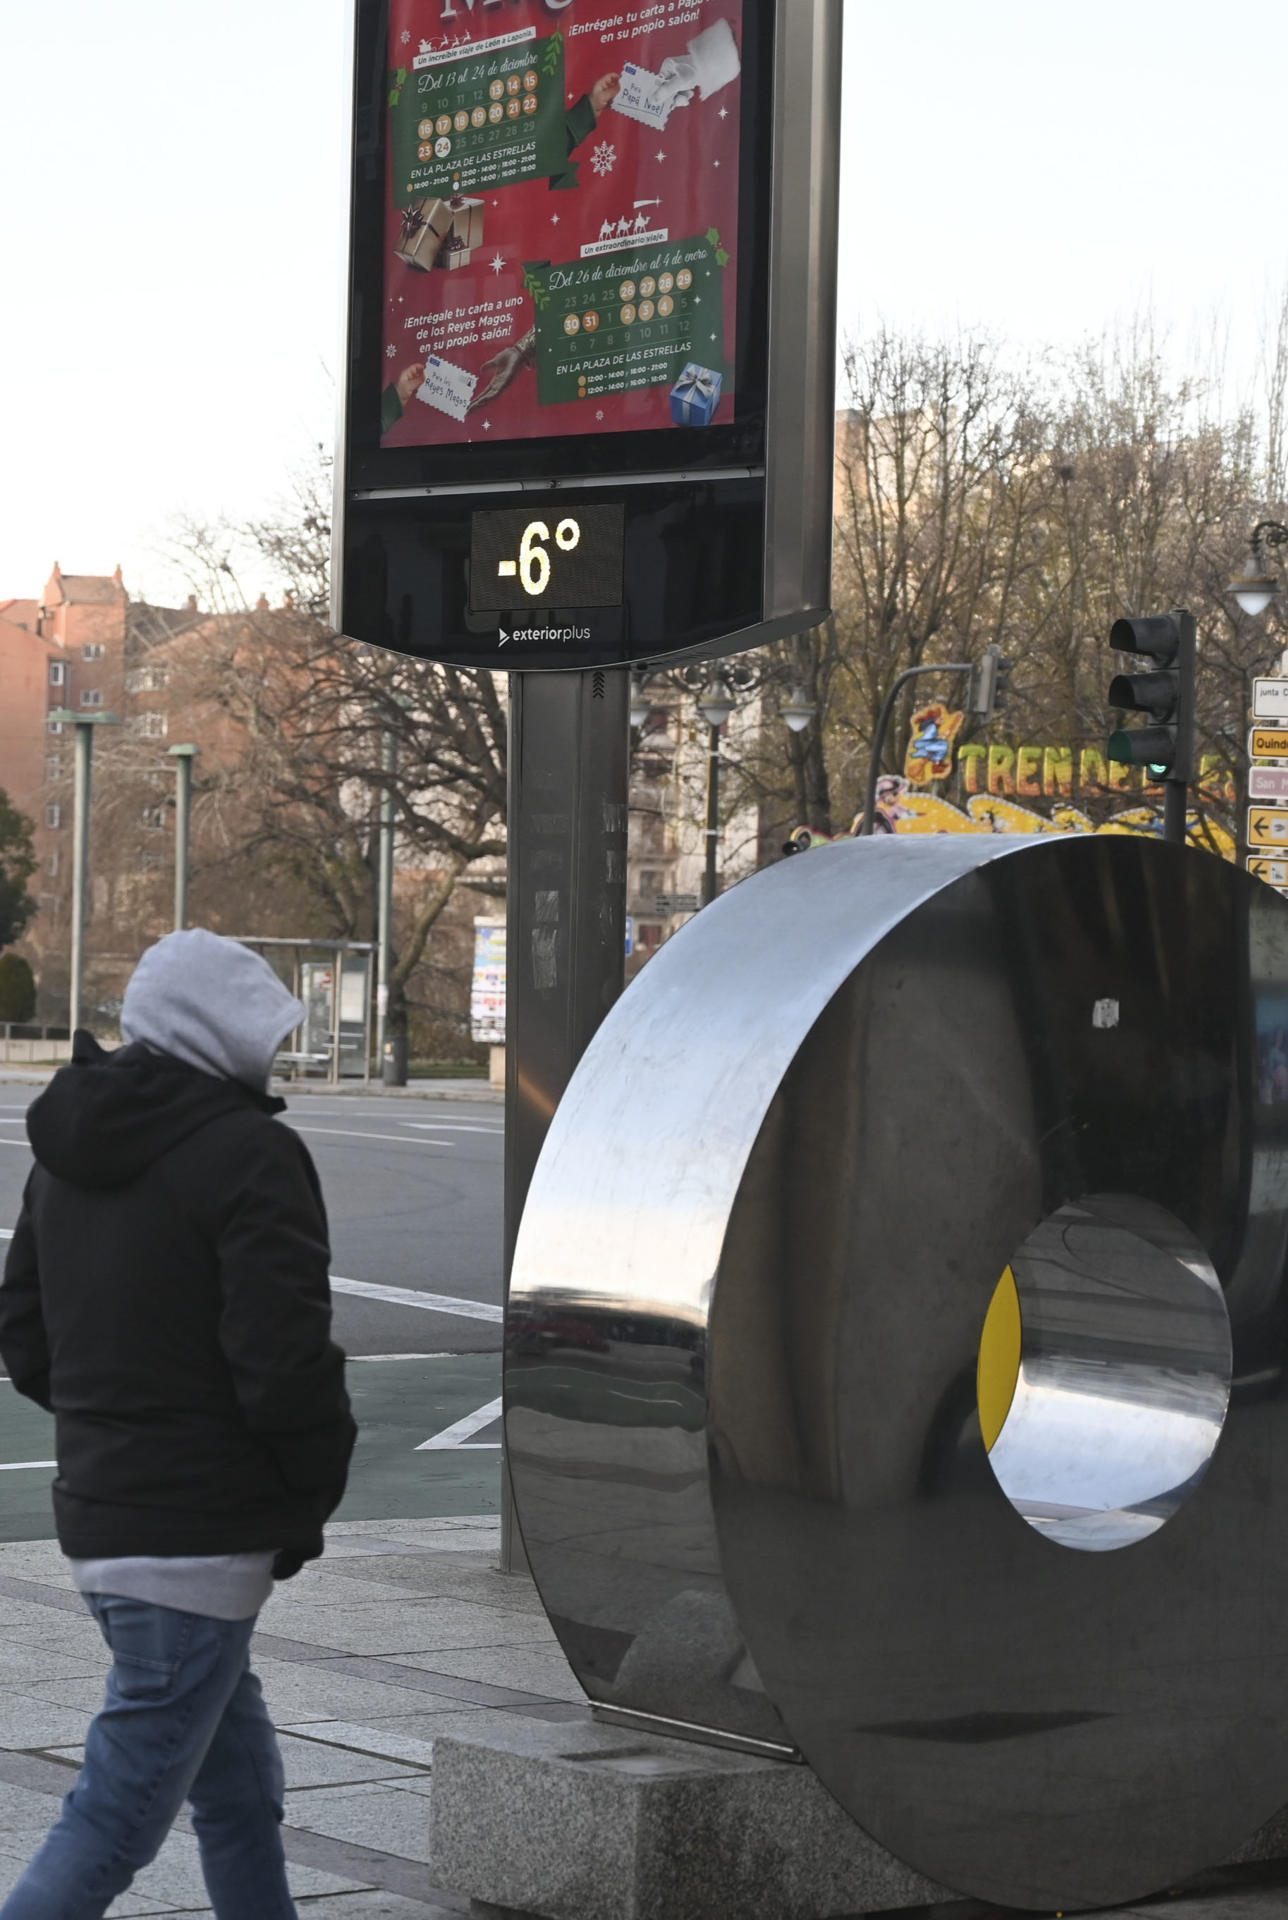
<box><xmin>0</xmin><ymin>1035</ymin><xmax>356</xmax><ymax>1575</ymax></box>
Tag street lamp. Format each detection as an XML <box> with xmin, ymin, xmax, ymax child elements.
<box><xmin>376</xmin><ymin>693</ymin><xmax>414</xmax><ymax>1085</ymax></box>
<box><xmin>696</xmin><ymin>677</ymin><xmax>736</xmax><ymax>906</ymax></box>
<box><xmin>166</xmin><ymin>744</ymin><xmax>199</xmax><ymax>932</ymax></box>
<box><xmin>1228</xmin><ymin>521</ymin><xmax>1288</xmax><ymax>617</ymax></box>
<box><xmin>780</xmin><ymin>686</ymin><xmax>817</xmax><ymax>733</ymax></box>
<box><xmin>48</xmin><ymin>707</ymin><xmax>120</xmax><ymax>1034</ymax></box>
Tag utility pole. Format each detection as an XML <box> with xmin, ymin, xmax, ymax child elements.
<box><xmin>167</xmin><ymin>744</ymin><xmax>199</xmax><ymax>931</ymax></box>
<box><xmin>501</xmin><ymin>668</ymin><xmax>629</xmax><ymax>1570</ymax></box>
<box><xmin>50</xmin><ymin>709</ymin><xmax>119</xmax><ymax>1033</ymax></box>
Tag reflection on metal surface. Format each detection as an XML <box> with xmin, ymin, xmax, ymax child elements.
<box><xmin>506</xmin><ymin>833</ymin><xmax>1288</xmax><ymax>1912</ymax></box>
<box><xmin>984</xmin><ymin>1196</ymin><xmax>1231</xmax><ymax>1550</ymax></box>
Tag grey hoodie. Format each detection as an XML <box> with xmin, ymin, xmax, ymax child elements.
<box><xmin>120</xmin><ymin>929</ymin><xmax>304</xmax><ymax>1092</ymax></box>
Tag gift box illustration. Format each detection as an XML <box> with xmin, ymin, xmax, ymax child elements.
<box><xmin>669</xmin><ymin>363</ymin><xmax>723</xmax><ymax>426</ymax></box>
<box><xmin>395</xmin><ymin>195</ymin><xmax>485</xmax><ymax>272</ymax></box>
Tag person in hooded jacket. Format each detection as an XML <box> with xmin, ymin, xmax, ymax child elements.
<box><xmin>0</xmin><ymin>928</ymin><xmax>356</xmax><ymax>1920</ymax></box>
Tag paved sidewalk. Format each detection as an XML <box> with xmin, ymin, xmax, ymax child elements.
<box><xmin>0</xmin><ymin>1516</ymin><xmax>1280</xmax><ymax>1919</ymax></box>
<box><xmin>0</xmin><ymin>1515</ymin><xmax>575</xmax><ymax>1917</ymax></box>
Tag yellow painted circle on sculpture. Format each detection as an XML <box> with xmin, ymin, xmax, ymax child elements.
<box><xmin>977</xmin><ymin>1265</ymin><xmax>1021</xmax><ymax>1453</ymax></box>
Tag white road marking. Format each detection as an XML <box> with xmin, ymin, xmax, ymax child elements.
<box><xmin>404</xmin><ymin>1121</ymin><xmax>502</xmax><ymax>1136</ymax></box>
<box><xmin>0</xmin><ymin>1141</ymin><xmax>30</xmax><ymax>1149</ymax></box>
<box><xmin>347</xmin><ymin>1352</ymin><xmax>456</xmax><ymax>1362</ymax></box>
<box><xmin>0</xmin><ymin>1461</ymin><xmax>55</xmax><ymax>1472</ymax></box>
<box><xmin>0</xmin><ymin>1229</ymin><xmax>501</xmax><ymax>1327</ymax></box>
<box><xmin>286</xmin><ymin>1125</ymin><xmax>455</xmax><ymax>1149</ymax></box>
<box><xmin>329</xmin><ymin>1275</ymin><xmax>501</xmax><ymax>1322</ymax></box>
<box><xmin>416</xmin><ymin>1395</ymin><xmax>503</xmax><ymax>1450</ymax></box>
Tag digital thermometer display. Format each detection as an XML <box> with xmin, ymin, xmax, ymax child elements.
<box><xmin>470</xmin><ymin>505</ymin><xmax>625</xmax><ymax>611</ymax></box>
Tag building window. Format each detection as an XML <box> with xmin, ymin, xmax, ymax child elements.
<box><xmin>82</xmin><ymin>643</ymin><xmax>105</xmax><ymax>661</ymax></box>
<box><xmin>141</xmin><ymin>806</ymin><xmax>167</xmax><ymax>831</ymax></box>
<box><xmin>638</xmin><ymin>923</ymin><xmax>663</xmax><ymax>950</ymax></box>
<box><xmin>47</xmin><ymin>718</ymin><xmax>62</xmax><ymax>735</ymax></box>
<box><xmin>48</xmin><ymin>850</ymin><xmax>59</xmax><ymax>879</ymax></box>
<box><xmin>44</xmin><ymin>805</ymin><xmax>61</xmax><ymax>829</ymax></box>
<box><xmin>124</xmin><ymin>667</ymin><xmax>168</xmax><ymax>694</ymax></box>
<box><xmin>639</xmin><ymin>869</ymin><xmax>663</xmax><ymax>895</ymax></box>
<box><xmin>49</xmin><ymin>661</ymin><xmax>65</xmax><ymax>686</ymax></box>
<box><xmin>125</xmin><ymin>711</ymin><xmax>167</xmax><ymax>738</ymax></box>
<box><xmin>80</xmin><ymin>689</ymin><xmax>103</xmax><ymax>708</ymax></box>
<box><xmin>45</xmin><ymin>756</ymin><xmax>63</xmax><ymax>780</ymax></box>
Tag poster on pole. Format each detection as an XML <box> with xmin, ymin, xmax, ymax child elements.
<box><xmin>470</xmin><ymin>918</ymin><xmax>507</xmax><ymax>1044</ymax></box>
<box><xmin>380</xmin><ymin>0</ymin><xmax>743</xmax><ymax>450</ymax></box>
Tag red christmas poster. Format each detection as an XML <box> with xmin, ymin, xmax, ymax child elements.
<box><xmin>380</xmin><ymin>0</ymin><xmax>744</xmax><ymax>448</ymax></box>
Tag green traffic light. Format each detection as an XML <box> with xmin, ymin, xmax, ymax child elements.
<box><xmin>1108</xmin><ymin>727</ymin><xmax>1174</xmax><ymax>771</ymax></box>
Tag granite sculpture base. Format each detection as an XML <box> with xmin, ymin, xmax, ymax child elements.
<box><xmin>430</xmin><ymin>1711</ymin><xmax>1288</xmax><ymax>1920</ymax></box>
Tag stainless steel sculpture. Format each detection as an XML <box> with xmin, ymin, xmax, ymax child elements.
<box><xmin>506</xmin><ymin>832</ymin><xmax>1288</xmax><ymax>1911</ymax></box>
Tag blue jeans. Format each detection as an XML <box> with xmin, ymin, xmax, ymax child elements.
<box><xmin>0</xmin><ymin>1593</ymin><xmax>296</xmax><ymax>1919</ymax></box>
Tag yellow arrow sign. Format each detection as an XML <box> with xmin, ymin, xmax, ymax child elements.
<box><xmin>1247</xmin><ymin>808</ymin><xmax>1288</xmax><ymax>849</ymax></box>
<box><xmin>1250</xmin><ymin>727</ymin><xmax>1288</xmax><ymax>758</ymax></box>
<box><xmin>1248</xmin><ymin>856</ymin><xmax>1288</xmax><ymax>885</ymax></box>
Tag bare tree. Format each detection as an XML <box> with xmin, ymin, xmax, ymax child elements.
<box><xmin>157</xmin><ymin>462</ymin><xmax>508</xmax><ymax>1050</ymax></box>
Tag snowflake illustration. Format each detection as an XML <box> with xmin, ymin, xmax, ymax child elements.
<box><xmin>551</xmin><ymin>213</ymin><xmax>559</xmax><ymax>226</ymax></box>
<box><xmin>385</xmin><ymin>344</ymin><xmax>396</xmax><ymax>359</ymax></box>
<box><xmin>591</xmin><ymin>140</ymin><xmax>616</xmax><ymax>178</ymax></box>
<box><xmin>655</xmin><ymin>149</ymin><xmax>666</xmax><ymax>163</ymax></box>
<box><xmin>596</xmin><ymin>410</ymin><xmax>604</xmax><ymax>421</ymax></box>
<box><xmin>718</xmin><ymin>105</ymin><xmax>729</xmax><ymax>119</ymax></box>
<box><xmin>489</xmin><ymin>251</ymin><xmax>506</xmax><ymax>275</ymax></box>
<box><xmin>400</xmin><ymin>28</ymin><xmax>410</xmax><ymax>43</ymax></box>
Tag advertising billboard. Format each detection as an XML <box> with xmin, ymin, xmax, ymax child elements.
<box><xmin>381</xmin><ymin>0</ymin><xmax>744</xmax><ymax>451</ymax></box>
<box><xmin>335</xmin><ymin>0</ymin><xmax>841</xmax><ymax>669</ymax></box>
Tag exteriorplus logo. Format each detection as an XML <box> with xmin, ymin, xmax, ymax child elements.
<box><xmin>498</xmin><ymin>624</ymin><xmax>592</xmax><ymax>646</ymax></box>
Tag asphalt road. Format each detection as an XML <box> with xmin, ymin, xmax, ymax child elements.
<box><xmin>0</xmin><ymin>1084</ymin><xmax>504</xmax><ymax>1356</ymax></box>
<box><xmin>0</xmin><ymin>1079</ymin><xmax>507</xmax><ymax>1537</ymax></box>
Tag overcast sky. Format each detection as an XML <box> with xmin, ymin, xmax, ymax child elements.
<box><xmin>1</xmin><ymin>0</ymin><xmax>1283</xmax><ymax>603</ymax></box>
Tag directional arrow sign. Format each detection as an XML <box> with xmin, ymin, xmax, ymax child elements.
<box><xmin>1250</xmin><ymin>766</ymin><xmax>1288</xmax><ymax>802</ymax></box>
<box><xmin>1250</xmin><ymin>727</ymin><xmax>1288</xmax><ymax>760</ymax></box>
<box><xmin>1247</xmin><ymin>807</ymin><xmax>1288</xmax><ymax>849</ymax></box>
<box><xmin>1247</xmin><ymin>856</ymin><xmax>1288</xmax><ymax>885</ymax></box>
<box><xmin>1254</xmin><ymin>679</ymin><xmax>1288</xmax><ymax>722</ymax></box>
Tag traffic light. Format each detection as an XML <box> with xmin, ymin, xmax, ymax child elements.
<box><xmin>1107</xmin><ymin>611</ymin><xmax>1196</xmax><ymax>785</ymax></box>
<box><xmin>969</xmin><ymin>645</ymin><xmax>1015</xmax><ymax>718</ymax></box>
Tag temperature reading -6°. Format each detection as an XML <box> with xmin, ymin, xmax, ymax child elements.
<box><xmin>496</xmin><ymin>517</ymin><xmax>582</xmax><ymax>597</ymax></box>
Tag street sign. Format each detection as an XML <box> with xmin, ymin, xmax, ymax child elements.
<box><xmin>1253</xmin><ymin>678</ymin><xmax>1288</xmax><ymax>721</ymax></box>
<box><xmin>654</xmin><ymin>893</ymin><xmax>700</xmax><ymax>915</ymax></box>
<box><xmin>1246</xmin><ymin>807</ymin><xmax>1288</xmax><ymax>849</ymax></box>
<box><xmin>1249</xmin><ymin>766</ymin><xmax>1288</xmax><ymax>801</ymax></box>
<box><xmin>333</xmin><ymin>0</ymin><xmax>843</xmax><ymax>670</ymax></box>
<box><xmin>1249</xmin><ymin>727</ymin><xmax>1288</xmax><ymax>760</ymax></box>
<box><xmin>1247</xmin><ymin>857</ymin><xmax>1288</xmax><ymax>886</ymax></box>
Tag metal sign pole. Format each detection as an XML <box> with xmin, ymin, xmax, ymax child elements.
<box><xmin>168</xmin><ymin>744</ymin><xmax>199</xmax><ymax>931</ymax></box>
<box><xmin>68</xmin><ymin>720</ymin><xmax>93</xmax><ymax>1036</ymax></box>
<box><xmin>500</xmin><ymin>668</ymin><xmax>629</xmax><ymax>1573</ymax></box>
<box><xmin>376</xmin><ymin>727</ymin><xmax>397</xmax><ymax>1070</ymax></box>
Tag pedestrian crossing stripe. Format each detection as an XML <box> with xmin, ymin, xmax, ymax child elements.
<box><xmin>416</xmin><ymin>1396</ymin><xmax>503</xmax><ymax>1450</ymax></box>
